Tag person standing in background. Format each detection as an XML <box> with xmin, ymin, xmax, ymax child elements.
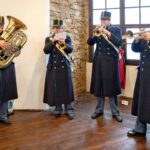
<box><xmin>87</xmin><ymin>11</ymin><xmax>123</xmax><ymax>122</ymax></box>
<box><xmin>127</xmin><ymin>30</ymin><xmax>150</xmax><ymax>137</ymax></box>
<box><xmin>43</xmin><ymin>19</ymin><xmax>75</xmax><ymax>120</ymax></box>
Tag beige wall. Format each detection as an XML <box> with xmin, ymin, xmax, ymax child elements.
<box><xmin>86</xmin><ymin>63</ymin><xmax>137</xmax><ymax>98</ymax></box>
<box><xmin>0</xmin><ymin>0</ymin><xmax>50</xmax><ymax>109</ymax></box>
<box><xmin>122</xmin><ymin>65</ymin><xmax>137</xmax><ymax>98</ymax></box>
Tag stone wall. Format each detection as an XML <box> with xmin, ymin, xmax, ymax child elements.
<box><xmin>50</xmin><ymin>0</ymin><xmax>89</xmax><ymax>96</ymax></box>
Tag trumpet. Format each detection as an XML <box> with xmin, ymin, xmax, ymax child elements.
<box><xmin>123</xmin><ymin>30</ymin><xmax>150</xmax><ymax>40</ymax></box>
<box><xmin>93</xmin><ymin>25</ymin><xmax>106</xmax><ymax>37</ymax></box>
<box><xmin>56</xmin><ymin>40</ymin><xmax>66</xmax><ymax>51</ymax></box>
<box><xmin>93</xmin><ymin>25</ymin><xmax>120</xmax><ymax>56</ymax></box>
<box><xmin>49</xmin><ymin>31</ymin><xmax>66</xmax><ymax>50</ymax></box>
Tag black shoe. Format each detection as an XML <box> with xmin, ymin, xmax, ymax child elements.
<box><xmin>53</xmin><ymin>107</ymin><xmax>62</xmax><ymax>117</ymax></box>
<box><xmin>53</xmin><ymin>111</ymin><xmax>62</xmax><ymax>117</ymax></box>
<box><xmin>0</xmin><ymin>119</ymin><xmax>11</xmax><ymax>125</ymax></box>
<box><xmin>66</xmin><ymin>109</ymin><xmax>75</xmax><ymax>120</ymax></box>
<box><xmin>7</xmin><ymin>112</ymin><xmax>15</xmax><ymax>117</ymax></box>
<box><xmin>65</xmin><ymin>104</ymin><xmax>74</xmax><ymax>120</ymax></box>
<box><xmin>91</xmin><ymin>112</ymin><xmax>103</xmax><ymax>119</ymax></box>
<box><xmin>127</xmin><ymin>129</ymin><xmax>146</xmax><ymax>137</ymax></box>
<box><xmin>113</xmin><ymin>114</ymin><xmax>123</xmax><ymax>122</ymax></box>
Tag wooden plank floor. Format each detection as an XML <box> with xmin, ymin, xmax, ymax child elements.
<box><xmin>0</xmin><ymin>93</ymin><xmax>150</xmax><ymax>150</ymax></box>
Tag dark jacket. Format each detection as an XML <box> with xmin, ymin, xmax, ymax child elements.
<box><xmin>131</xmin><ymin>39</ymin><xmax>150</xmax><ymax>123</ymax></box>
<box><xmin>87</xmin><ymin>25</ymin><xmax>122</xmax><ymax>97</ymax></box>
<box><xmin>43</xmin><ymin>35</ymin><xmax>74</xmax><ymax>106</ymax></box>
<box><xmin>0</xmin><ymin>31</ymin><xmax>18</xmax><ymax>104</ymax></box>
<box><xmin>0</xmin><ymin>62</ymin><xmax>18</xmax><ymax>104</ymax></box>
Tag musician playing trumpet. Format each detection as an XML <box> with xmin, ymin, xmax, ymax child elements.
<box><xmin>93</xmin><ymin>24</ymin><xmax>111</xmax><ymax>38</ymax></box>
<box><xmin>87</xmin><ymin>11</ymin><xmax>123</xmax><ymax>122</ymax></box>
<box><xmin>43</xmin><ymin>19</ymin><xmax>75</xmax><ymax>120</ymax></box>
<box><xmin>134</xmin><ymin>29</ymin><xmax>150</xmax><ymax>41</ymax></box>
<box><xmin>127</xmin><ymin>29</ymin><xmax>150</xmax><ymax>137</ymax></box>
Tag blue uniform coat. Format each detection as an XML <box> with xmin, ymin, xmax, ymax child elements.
<box><xmin>43</xmin><ymin>35</ymin><xmax>74</xmax><ymax>106</ymax></box>
<box><xmin>87</xmin><ymin>25</ymin><xmax>122</xmax><ymax>97</ymax></box>
<box><xmin>0</xmin><ymin>32</ymin><xmax>18</xmax><ymax>103</ymax></box>
<box><xmin>0</xmin><ymin>62</ymin><xmax>18</xmax><ymax>104</ymax></box>
<box><xmin>131</xmin><ymin>39</ymin><xmax>150</xmax><ymax>123</ymax></box>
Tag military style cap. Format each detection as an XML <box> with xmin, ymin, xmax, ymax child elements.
<box><xmin>53</xmin><ymin>19</ymin><xmax>64</xmax><ymax>27</ymax></box>
<box><xmin>100</xmin><ymin>11</ymin><xmax>111</xmax><ymax>20</ymax></box>
<box><xmin>0</xmin><ymin>16</ymin><xmax>4</xmax><ymax>24</ymax></box>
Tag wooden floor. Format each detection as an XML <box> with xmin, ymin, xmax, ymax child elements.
<box><xmin>0</xmin><ymin>94</ymin><xmax>150</xmax><ymax>150</ymax></box>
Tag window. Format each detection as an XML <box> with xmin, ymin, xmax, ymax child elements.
<box><xmin>93</xmin><ymin>0</ymin><xmax>120</xmax><ymax>25</ymax></box>
<box><xmin>126</xmin><ymin>28</ymin><xmax>140</xmax><ymax>60</ymax></box>
<box><xmin>89</xmin><ymin>0</ymin><xmax>150</xmax><ymax>65</ymax></box>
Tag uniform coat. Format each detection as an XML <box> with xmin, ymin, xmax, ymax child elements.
<box><xmin>43</xmin><ymin>35</ymin><xmax>74</xmax><ymax>106</ymax></box>
<box><xmin>131</xmin><ymin>39</ymin><xmax>150</xmax><ymax>123</ymax></box>
<box><xmin>0</xmin><ymin>31</ymin><xmax>18</xmax><ymax>104</ymax></box>
<box><xmin>0</xmin><ymin>62</ymin><xmax>18</xmax><ymax>104</ymax></box>
<box><xmin>87</xmin><ymin>25</ymin><xmax>122</xmax><ymax>97</ymax></box>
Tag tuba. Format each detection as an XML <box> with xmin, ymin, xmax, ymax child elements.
<box><xmin>0</xmin><ymin>16</ymin><xmax>27</xmax><ymax>68</ymax></box>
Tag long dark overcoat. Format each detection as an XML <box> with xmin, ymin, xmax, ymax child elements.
<box><xmin>0</xmin><ymin>62</ymin><xmax>18</xmax><ymax>104</ymax></box>
<box><xmin>131</xmin><ymin>39</ymin><xmax>150</xmax><ymax>123</ymax></box>
<box><xmin>87</xmin><ymin>25</ymin><xmax>122</xmax><ymax>97</ymax></box>
<box><xmin>43</xmin><ymin>35</ymin><xmax>74</xmax><ymax>106</ymax></box>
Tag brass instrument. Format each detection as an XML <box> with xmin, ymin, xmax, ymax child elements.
<box><xmin>50</xmin><ymin>32</ymin><xmax>66</xmax><ymax>51</ymax></box>
<box><xmin>49</xmin><ymin>32</ymin><xmax>55</xmax><ymax>41</ymax></box>
<box><xmin>56</xmin><ymin>40</ymin><xmax>70</xmax><ymax>62</ymax></box>
<box><xmin>132</xmin><ymin>30</ymin><xmax>150</xmax><ymax>35</ymax></box>
<box><xmin>0</xmin><ymin>16</ymin><xmax>27</xmax><ymax>68</ymax></box>
<box><xmin>93</xmin><ymin>25</ymin><xmax>106</xmax><ymax>37</ymax></box>
<box><xmin>124</xmin><ymin>30</ymin><xmax>150</xmax><ymax>40</ymax></box>
<box><xmin>49</xmin><ymin>31</ymin><xmax>66</xmax><ymax>51</ymax></box>
<box><xmin>93</xmin><ymin>25</ymin><xmax>120</xmax><ymax>56</ymax></box>
<box><xmin>122</xmin><ymin>30</ymin><xmax>134</xmax><ymax>40</ymax></box>
<box><xmin>56</xmin><ymin>40</ymin><xmax>66</xmax><ymax>51</ymax></box>
<box><xmin>49</xmin><ymin>31</ymin><xmax>69</xmax><ymax>61</ymax></box>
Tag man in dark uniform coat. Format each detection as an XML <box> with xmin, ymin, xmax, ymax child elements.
<box><xmin>43</xmin><ymin>19</ymin><xmax>74</xmax><ymax>120</ymax></box>
<box><xmin>127</xmin><ymin>31</ymin><xmax>150</xmax><ymax>137</ymax></box>
<box><xmin>87</xmin><ymin>11</ymin><xmax>123</xmax><ymax>122</ymax></box>
<box><xmin>0</xmin><ymin>16</ymin><xmax>20</xmax><ymax>125</ymax></box>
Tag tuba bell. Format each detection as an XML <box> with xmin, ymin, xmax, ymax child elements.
<box><xmin>0</xmin><ymin>16</ymin><xmax>27</xmax><ymax>68</ymax></box>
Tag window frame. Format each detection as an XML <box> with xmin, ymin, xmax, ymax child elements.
<box><xmin>89</xmin><ymin>0</ymin><xmax>150</xmax><ymax>65</ymax></box>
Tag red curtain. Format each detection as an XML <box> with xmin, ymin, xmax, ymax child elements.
<box><xmin>119</xmin><ymin>49</ymin><xmax>126</xmax><ymax>89</ymax></box>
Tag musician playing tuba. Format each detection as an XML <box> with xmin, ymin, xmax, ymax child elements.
<box><xmin>43</xmin><ymin>19</ymin><xmax>75</xmax><ymax>120</ymax></box>
<box><xmin>87</xmin><ymin>11</ymin><xmax>123</xmax><ymax>122</ymax></box>
<box><xmin>0</xmin><ymin>16</ymin><xmax>27</xmax><ymax>68</ymax></box>
<box><xmin>0</xmin><ymin>16</ymin><xmax>20</xmax><ymax>125</ymax></box>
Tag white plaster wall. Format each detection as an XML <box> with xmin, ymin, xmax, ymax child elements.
<box><xmin>0</xmin><ymin>0</ymin><xmax>50</xmax><ymax>109</ymax></box>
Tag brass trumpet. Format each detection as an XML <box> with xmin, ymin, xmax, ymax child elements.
<box><xmin>93</xmin><ymin>25</ymin><xmax>120</xmax><ymax>55</ymax></box>
<box><xmin>93</xmin><ymin>25</ymin><xmax>106</xmax><ymax>37</ymax></box>
<box><xmin>123</xmin><ymin>30</ymin><xmax>150</xmax><ymax>40</ymax></box>
<box><xmin>49</xmin><ymin>32</ymin><xmax>66</xmax><ymax>51</ymax></box>
<box><xmin>56</xmin><ymin>40</ymin><xmax>66</xmax><ymax>51</ymax></box>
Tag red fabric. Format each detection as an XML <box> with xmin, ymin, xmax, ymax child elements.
<box><xmin>119</xmin><ymin>49</ymin><xmax>126</xmax><ymax>89</ymax></box>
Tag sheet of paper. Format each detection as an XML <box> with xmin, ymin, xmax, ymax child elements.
<box><xmin>54</xmin><ymin>32</ymin><xmax>67</xmax><ymax>40</ymax></box>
